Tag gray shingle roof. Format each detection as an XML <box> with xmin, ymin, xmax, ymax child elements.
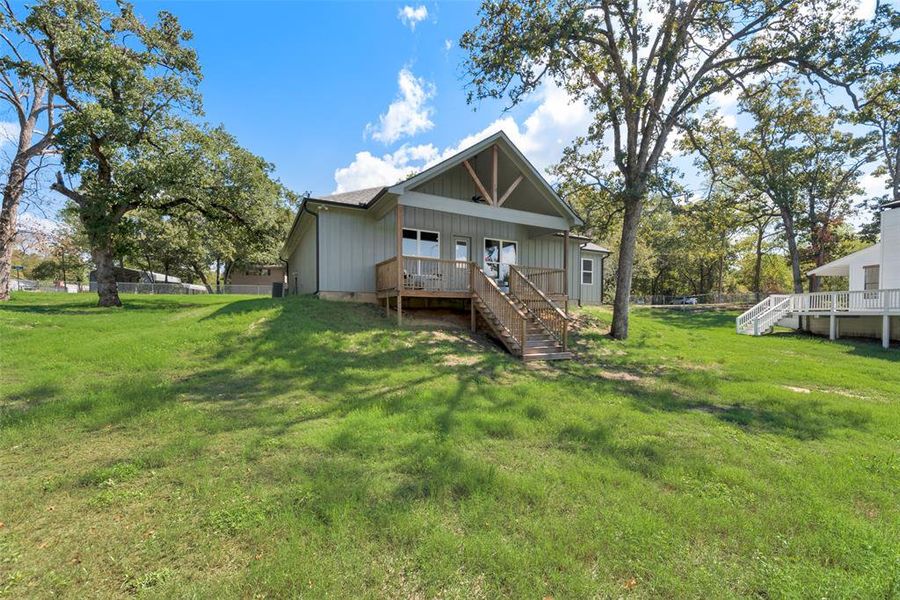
<box><xmin>310</xmin><ymin>187</ymin><xmax>386</xmax><ymax>207</ymax></box>
<box><xmin>581</xmin><ymin>242</ymin><xmax>610</xmax><ymax>254</ymax></box>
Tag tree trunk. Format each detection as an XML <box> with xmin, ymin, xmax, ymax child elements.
<box><xmin>0</xmin><ymin>157</ymin><xmax>29</xmax><ymax>301</ymax></box>
<box><xmin>92</xmin><ymin>244</ymin><xmax>122</xmax><ymax>307</ymax></box>
<box><xmin>193</xmin><ymin>262</ymin><xmax>213</xmax><ymax>293</ymax></box>
<box><xmin>0</xmin><ymin>200</ymin><xmax>17</xmax><ymax>301</ymax></box>
<box><xmin>223</xmin><ymin>260</ymin><xmax>234</xmax><ymax>285</ymax></box>
<box><xmin>611</xmin><ymin>192</ymin><xmax>644</xmax><ymax>339</ymax></box>
<box><xmin>215</xmin><ymin>256</ymin><xmax>220</xmax><ymax>293</ymax></box>
<box><xmin>753</xmin><ymin>225</ymin><xmax>764</xmax><ymax>301</ymax></box>
<box><xmin>780</xmin><ymin>208</ymin><xmax>804</xmax><ymax>294</ymax></box>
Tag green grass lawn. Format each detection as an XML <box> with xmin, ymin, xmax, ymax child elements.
<box><xmin>1</xmin><ymin>293</ymin><xmax>898</xmax><ymax>598</ymax></box>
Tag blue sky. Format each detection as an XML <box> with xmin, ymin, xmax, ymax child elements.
<box><xmin>148</xmin><ymin>0</ymin><xmax>545</xmax><ymax>197</ymax></box>
<box><xmin>2</xmin><ymin>0</ymin><xmax>884</xmax><ymax>226</ymax></box>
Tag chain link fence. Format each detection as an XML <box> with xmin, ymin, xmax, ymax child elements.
<box><xmin>630</xmin><ymin>292</ymin><xmax>766</xmax><ymax>306</ymax></box>
<box><xmin>11</xmin><ymin>279</ymin><xmax>276</xmax><ymax>296</ymax></box>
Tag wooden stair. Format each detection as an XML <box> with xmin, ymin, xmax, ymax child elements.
<box><xmin>472</xmin><ymin>295</ymin><xmax>573</xmax><ymax>362</ymax></box>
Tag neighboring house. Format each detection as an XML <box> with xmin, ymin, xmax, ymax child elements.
<box><xmin>280</xmin><ymin>132</ymin><xmax>609</xmax><ymax>360</ymax></box>
<box><xmin>580</xmin><ymin>242</ymin><xmax>610</xmax><ymax>305</ymax></box>
<box><xmin>737</xmin><ymin>200</ymin><xmax>899</xmax><ymax>348</ymax></box>
<box><xmin>89</xmin><ymin>267</ymin><xmax>181</xmax><ymax>284</ymax></box>
<box><xmin>229</xmin><ymin>264</ymin><xmax>286</xmax><ymax>287</ymax></box>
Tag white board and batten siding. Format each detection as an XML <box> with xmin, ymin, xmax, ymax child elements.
<box><xmin>881</xmin><ymin>207</ymin><xmax>900</xmax><ymax>289</ymax></box>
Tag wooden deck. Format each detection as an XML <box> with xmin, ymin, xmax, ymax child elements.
<box><xmin>375</xmin><ymin>256</ymin><xmax>572</xmax><ymax>360</ymax></box>
<box><xmin>737</xmin><ymin>289</ymin><xmax>900</xmax><ymax>349</ymax></box>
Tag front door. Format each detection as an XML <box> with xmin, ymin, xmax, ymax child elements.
<box><xmin>484</xmin><ymin>238</ymin><xmax>518</xmax><ymax>290</ymax></box>
<box><xmin>454</xmin><ymin>237</ymin><xmax>471</xmax><ymax>262</ymax></box>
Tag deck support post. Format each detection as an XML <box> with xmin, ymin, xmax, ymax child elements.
<box><xmin>385</xmin><ymin>296</ymin><xmax>389</xmax><ymax>318</ymax></box>
<box><xmin>883</xmin><ymin>314</ymin><xmax>891</xmax><ymax>349</ymax></box>
<box><xmin>563</xmin><ymin>230</ymin><xmax>569</xmax><ymax>315</ymax></box>
<box><xmin>829</xmin><ymin>292</ymin><xmax>837</xmax><ymax>340</ymax></box>
<box><xmin>396</xmin><ymin>204</ymin><xmax>403</xmax><ymax>326</ymax></box>
<box><xmin>469</xmin><ymin>264</ymin><xmax>476</xmax><ymax>332</ymax></box>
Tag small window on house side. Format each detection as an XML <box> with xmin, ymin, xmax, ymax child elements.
<box><xmin>582</xmin><ymin>258</ymin><xmax>593</xmax><ymax>285</ymax></box>
<box><xmin>863</xmin><ymin>265</ymin><xmax>879</xmax><ymax>291</ymax></box>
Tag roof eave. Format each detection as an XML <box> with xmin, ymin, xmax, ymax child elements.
<box><xmin>389</xmin><ymin>131</ymin><xmax>583</xmax><ymax>227</ymax></box>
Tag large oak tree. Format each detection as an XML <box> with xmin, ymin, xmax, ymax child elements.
<box><xmin>0</xmin><ymin>0</ymin><xmax>59</xmax><ymax>300</ymax></box>
<box><xmin>5</xmin><ymin>0</ymin><xmax>289</xmax><ymax>306</ymax></box>
<box><xmin>462</xmin><ymin>0</ymin><xmax>889</xmax><ymax>338</ymax></box>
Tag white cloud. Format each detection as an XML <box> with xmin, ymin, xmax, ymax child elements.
<box><xmin>0</xmin><ymin>121</ymin><xmax>19</xmax><ymax>145</ymax></box>
<box><xmin>860</xmin><ymin>170</ymin><xmax>889</xmax><ymax>201</ymax></box>
<box><xmin>18</xmin><ymin>211</ymin><xmax>57</xmax><ymax>234</ymax></box>
<box><xmin>444</xmin><ymin>39</ymin><xmax>453</xmax><ymax>52</ymax></box>
<box><xmin>398</xmin><ymin>5</ymin><xmax>428</xmax><ymax>30</ymax></box>
<box><xmin>335</xmin><ymin>82</ymin><xmax>592</xmax><ymax>192</ymax></box>
<box><xmin>366</xmin><ymin>68</ymin><xmax>436</xmax><ymax>144</ymax></box>
<box><xmin>854</xmin><ymin>0</ymin><xmax>876</xmax><ymax>20</ymax></box>
<box><xmin>710</xmin><ymin>88</ymin><xmax>739</xmax><ymax>110</ymax></box>
<box><xmin>334</xmin><ymin>144</ymin><xmax>439</xmax><ymax>192</ymax></box>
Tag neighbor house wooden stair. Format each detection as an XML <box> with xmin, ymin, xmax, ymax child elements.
<box><xmin>471</xmin><ymin>266</ymin><xmax>572</xmax><ymax>361</ymax></box>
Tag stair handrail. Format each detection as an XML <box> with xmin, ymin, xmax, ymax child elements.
<box><xmin>750</xmin><ymin>296</ymin><xmax>793</xmax><ymax>335</ymax></box>
<box><xmin>509</xmin><ymin>265</ymin><xmax>570</xmax><ymax>351</ymax></box>
<box><xmin>471</xmin><ymin>265</ymin><xmax>529</xmax><ymax>351</ymax></box>
<box><xmin>736</xmin><ymin>294</ymin><xmax>786</xmax><ymax>332</ymax></box>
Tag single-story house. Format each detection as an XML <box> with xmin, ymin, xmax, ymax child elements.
<box><xmin>280</xmin><ymin>132</ymin><xmax>609</xmax><ymax>360</ymax></box>
<box><xmin>89</xmin><ymin>267</ymin><xmax>181</xmax><ymax>284</ymax></box>
<box><xmin>229</xmin><ymin>264</ymin><xmax>287</xmax><ymax>287</ymax></box>
<box><xmin>737</xmin><ymin>200</ymin><xmax>899</xmax><ymax>347</ymax></box>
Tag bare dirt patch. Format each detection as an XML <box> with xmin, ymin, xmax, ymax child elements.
<box><xmin>784</xmin><ymin>385</ymin><xmax>812</xmax><ymax>394</ymax></box>
<box><xmin>596</xmin><ymin>369</ymin><xmax>643</xmax><ymax>383</ymax></box>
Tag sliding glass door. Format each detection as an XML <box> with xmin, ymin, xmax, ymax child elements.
<box><xmin>484</xmin><ymin>238</ymin><xmax>517</xmax><ymax>290</ymax></box>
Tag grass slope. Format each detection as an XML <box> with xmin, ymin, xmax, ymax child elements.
<box><xmin>1</xmin><ymin>293</ymin><xmax>898</xmax><ymax>598</ymax></box>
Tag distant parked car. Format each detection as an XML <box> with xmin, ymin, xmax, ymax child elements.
<box><xmin>671</xmin><ymin>296</ymin><xmax>699</xmax><ymax>305</ymax></box>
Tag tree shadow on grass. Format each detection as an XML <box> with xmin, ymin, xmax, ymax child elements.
<box><xmin>766</xmin><ymin>329</ymin><xmax>900</xmax><ymax>362</ymax></box>
<box><xmin>3</xmin><ymin>294</ymin><xmax>877</xmax><ymax>538</ymax></box>
<box><xmin>565</xmin><ymin>324</ymin><xmax>873</xmax><ymax>442</ymax></box>
<box><xmin>0</xmin><ymin>297</ymin><xmax>215</xmax><ymax>315</ymax></box>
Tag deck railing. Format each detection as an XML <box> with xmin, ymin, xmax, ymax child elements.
<box><xmin>736</xmin><ymin>294</ymin><xmax>788</xmax><ymax>332</ymax></box>
<box><xmin>402</xmin><ymin>256</ymin><xmax>471</xmax><ymax>293</ymax></box>
<box><xmin>737</xmin><ymin>289</ymin><xmax>900</xmax><ymax>333</ymax></box>
<box><xmin>472</xmin><ymin>267</ymin><xmax>528</xmax><ymax>352</ymax></box>
<box><xmin>375</xmin><ymin>257</ymin><xmax>399</xmax><ymax>292</ymax></box>
<box><xmin>509</xmin><ymin>266</ymin><xmax>569</xmax><ymax>350</ymax></box>
<box><xmin>375</xmin><ymin>256</ymin><xmax>471</xmax><ymax>294</ymax></box>
<box><xmin>515</xmin><ymin>266</ymin><xmax>566</xmax><ymax>296</ymax></box>
<box><xmin>790</xmin><ymin>289</ymin><xmax>900</xmax><ymax>313</ymax></box>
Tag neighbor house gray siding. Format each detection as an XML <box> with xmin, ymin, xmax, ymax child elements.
<box><xmin>579</xmin><ymin>252</ymin><xmax>604</xmax><ymax>305</ymax></box>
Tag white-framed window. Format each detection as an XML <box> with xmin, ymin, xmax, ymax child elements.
<box><xmin>402</xmin><ymin>228</ymin><xmax>440</xmax><ymax>258</ymax></box>
<box><xmin>581</xmin><ymin>258</ymin><xmax>594</xmax><ymax>285</ymax></box>
<box><xmin>483</xmin><ymin>238</ymin><xmax>518</xmax><ymax>287</ymax></box>
<box><xmin>863</xmin><ymin>265</ymin><xmax>879</xmax><ymax>291</ymax></box>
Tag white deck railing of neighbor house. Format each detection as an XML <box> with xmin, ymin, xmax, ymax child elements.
<box><xmin>737</xmin><ymin>289</ymin><xmax>900</xmax><ymax>335</ymax></box>
<box><xmin>788</xmin><ymin>289</ymin><xmax>900</xmax><ymax>314</ymax></box>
